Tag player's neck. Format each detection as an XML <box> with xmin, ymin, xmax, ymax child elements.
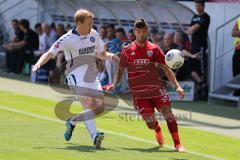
<box><xmin>135</xmin><ymin>40</ymin><xmax>147</xmax><ymax>48</ymax></box>
<box><xmin>76</xmin><ymin>27</ymin><xmax>87</xmax><ymax>36</ymax></box>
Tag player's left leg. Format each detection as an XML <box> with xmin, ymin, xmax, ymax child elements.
<box><xmin>154</xmin><ymin>94</ymin><xmax>185</xmax><ymax>152</ymax></box>
<box><xmin>67</xmin><ymin>95</ymin><xmax>105</xmax><ymax>149</ymax></box>
<box><xmin>64</xmin><ymin>73</ymin><xmax>105</xmax><ymax>148</ymax></box>
<box><xmin>161</xmin><ymin>106</ymin><xmax>185</xmax><ymax>152</ymax></box>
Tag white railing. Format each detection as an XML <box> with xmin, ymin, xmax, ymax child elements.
<box><xmin>213</xmin><ymin>14</ymin><xmax>240</xmax><ymax>91</ymax></box>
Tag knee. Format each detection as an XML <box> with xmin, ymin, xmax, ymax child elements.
<box><xmin>146</xmin><ymin>121</ymin><xmax>158</xmax><ymax>130</ymax></box>
<box><xmin>165</xmin><ymin>113</ymin><xmax>176</xmax><ymax>123</ymax></box>
<box><xmin>93</xmin><ymin>101</ymin><xmax>105</xmax><ymax>115</ymax></box>
<box><xmin>143</xmin><ymin>114</ymin><xmax>158</xmax><ymax>130</ymax></box>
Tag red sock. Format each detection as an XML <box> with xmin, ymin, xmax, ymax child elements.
<box><xmin>155</xmin><ymin>124</ymin><xmax>164</xmax><ymax>146</ymax></box>
<box><xmin>166</xmin><ymin>115</ymin><xmax>180</xmax><ymax>146</ymax></box>
<box><xmin>155</xmin><ymin>123</ymin><xmax>161</xmax><ymax>132</ymax></box>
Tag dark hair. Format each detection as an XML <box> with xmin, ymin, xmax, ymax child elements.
<box><xmin>116</xmin><ymin>27</ymin><xmax>126</xmax><ymax>36</ymax></box>
<box><xmin>175</xmin><ymin>29</ymin><xmax>183</xmax><ymax>34</ymax></box>
<box><xmin>11</xmin><ymin>19</ymin><xmax>19</xmax><ymax>24</ymax></box>
<box><xmin>100</xmin><ymin>25</ymin><xmax>107</xmax><ymax>30</ymax></box>
<box><xmin>106</xmin><ymin>24</ymin><xmax>115</xmax><ymax>30</ymax></box>
<box><xmin>93</xmin><ymin>25</ymin><xmax>98</xmax><ymax>31</ymax></box>
<box><xmin>150</xmin><ymin>27</ymin><xmax>159</xmax><ymax>34</ymax></box>
<box><xmin>66</xmin><ymin>23</ymin><xmax>72</xmax><ymax>29</ymax></box>
<box><xmin>174</xmin><ymin>29</ymin><xmax>184</xmax><ymax>40</ymax></box>
<box><xmin>158</xmin><ymin>30</ymin><xmax>166</xmax><ymax>39</ymax></box>
<box><xmin>195</xmin><ymin>0</ymin><xmax>205</xmax><ymax>6</ymax></box>
<box><xmin>57</xmin><ymin>23</ymin><xmax>65</xmax><ymax>29</ymax></box>
<box><xmin>34</xmin><ymin>23</ymin><xmax>41</xmax><ymax>29</ymax></box>
<box><xmin>50</xmin><ymin>22</ymin><xmax>56</xmax><ymax>29</ymax></box>
<box><xmin>128</xmin><ymin>29</ymin><xmax>134</xmax><ymax>34</ymax></box>
<box><xmin>134</xmin><ymin>18</ymin><xmax>148</xmax><ymax>29</ymax></box>
<box><xmin>19</xmin><ymin>19</ymin><xmax>30</xmax><ymax>29</ymax></box>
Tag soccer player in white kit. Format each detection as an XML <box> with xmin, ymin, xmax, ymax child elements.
<box><xmin>33</xmin><ymin>9</ymin><xmax>119</xmax><ymax>149</ymax></box>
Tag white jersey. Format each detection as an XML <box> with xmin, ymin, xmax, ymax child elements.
<box><xmin>49</xmin><ymin>28</ymin><xmax>105</xmax><ymax>61</ymax></box>
<box><xmin>49</xmin><ymin>28</ymin><xmax>105</xmax><ymax>94</ymax></box>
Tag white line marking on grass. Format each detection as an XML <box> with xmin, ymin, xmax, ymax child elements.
<box><xmin>0</xmin><ymin>105</ymin><xmax>224</xmax><ymax>160</ymax></box>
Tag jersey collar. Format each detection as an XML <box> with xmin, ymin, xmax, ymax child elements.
<box><xmin>134</xmin><ymin>40</ymin><xmax>148</xmax><ymax>48</ymax></box>
<box><xmin>72</xmin><ymin>27</ymin><xmax>88</xmax><ymax>40</ymax></box>
<box><xmin>72</xmin><ymin>27</ymin><xmax>80</xmax><ymax>36</ymax></box>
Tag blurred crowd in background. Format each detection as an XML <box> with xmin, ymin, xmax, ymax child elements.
<box><xmin>3</xmin><ymin>1</ymin><xmax>212</xmax><ymax>100</ymax></box>
<box><xmin>2</xmin><ymin>18</ymin><xmax>205</xmax><ymax>98</ymax></box>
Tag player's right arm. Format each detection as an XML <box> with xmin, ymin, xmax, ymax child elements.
<box><xmin>106</xmin><ymin>48</ymin><xmax>128</xmax><ymax>92</ymax></box>
<box><xmin>113</xmin><ymin>67</ymin><xmax>125</xmax><ymax>87</ymax></box>
<box><xmin>32</xmin><ymin>35</ymin><xmax>67</xmax><ymax>72</ymax></box>
<box><xmin>106</xmin><ymin>67</ymin><xmax>125</xmax><ymax>92</ymax></box>
<box><xmin>32</xmin><ymin>51</ymin><xmax>54</xmax><ymax>72</ymax></box>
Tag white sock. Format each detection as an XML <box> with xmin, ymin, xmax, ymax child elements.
<box><xmin>83</xmin><ymin>109</ymin><xmax>97</xmax><ymax>141</ymax></box>
<box><xmin>70</xmin><ymin>109</ymin><xmax>97</xmax><ymax>141</ymax></box>
<box><xmin>70</xmin><ymin>112</ymin><xmax>83</xmax><ymax>126</ymax></box>
<box><xmin>69</xmin><ymin>108</ymin><xmax>94</xmax><ymax>125</ymax></box>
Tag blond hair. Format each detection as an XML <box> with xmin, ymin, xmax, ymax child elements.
<box><xmin>74</xmin><ymin>9</ymin><xmax>94</xmax><ymax>24</ymax></box>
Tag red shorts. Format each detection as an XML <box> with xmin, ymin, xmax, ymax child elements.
<box><xmin>132</xmin><ymin>93</ymin><xmax>171</xmax><ymax>118</ymax></box>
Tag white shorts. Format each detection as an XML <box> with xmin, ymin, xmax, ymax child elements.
<box><xmin>66</xmin><ymin>65</ymin><xmax>102</xmax><ymax>96</ymax></box>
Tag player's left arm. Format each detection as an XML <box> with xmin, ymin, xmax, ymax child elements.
<box><xmin>161</xmin><ymin>64</ymin><xmax>185</xmax><ymax>100</ymax></box>
<box><xmin>95</xmin><ymin>31</ymin><xmax>119</xmax><ymax>61</ymax></box>
<box><xmin>96</xmin><ymin>51</ymin><xmax>119</xmax><ymax>61</ymax></box>
<box><xmin>155</xmin><ymin>47</ymin><xmax>184</xmax><ymax>99</ymax></box>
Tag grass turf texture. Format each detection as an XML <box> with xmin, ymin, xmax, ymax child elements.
<box><xmin>0</xmin><ymin>90</ymin><xmax>239</xmax><ymax>160</ymax></box>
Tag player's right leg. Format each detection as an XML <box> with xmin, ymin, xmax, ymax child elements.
<box><xmin>81</xmin><ymin>96</ymin><xmax>105</xmax><ymax>149</ymax></box>
<box><xmin>64</xmin><ymin>71</ymin><xmax>105</xmax><ymax>146</ymax></box>
<box><xmin>64</xmin><ymin>118</ymin><xmax>76</xmax><ymax>141</ymax></box>
<box><xmin>134</xmin><ymin>98</ymin><xmax>164</xmax><ymax>147</ymax></box>
<box><xmin>65</xmin><ymin>95</ymin><xmax>105</xmax><ymax>149</ymax></box>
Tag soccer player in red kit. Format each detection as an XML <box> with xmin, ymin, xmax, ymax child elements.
<box><xmin>107</xmin><ymin>18</ymin><xmax>185</xmax><ymax>152</ymax></box>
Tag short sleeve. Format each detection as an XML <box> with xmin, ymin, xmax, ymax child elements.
<box><xmin>155</xmin><ymin>47</ymin><xmax>166</xmax><ymax>65</ymax></box>
<box><xmin>197</xmin><ymin>16</ymin><xmax>205</xmax><ymax>27</ymax></box>
<box><xmin>190</xmin><ymin>15</ymin><xmax>205</xmax><ymax>27</ymax></box>
<box><xmin>119</xmin><ymin>48</ymin><xmax>128</xmax><ymax>68</ymax></box>
<box><xmin>49</xmin><ymin>36</ymin><xmax>67</xmax><ymax>55</ymax></box>
<box><xmin>95</xmin><ymin>32</ymin><xmax>105</xmax><ymax>54</ymax></box>
<box><xmin>190</xmin><ymin>15</ymin><xmax>197</xmax><ymax>26</ymax></box>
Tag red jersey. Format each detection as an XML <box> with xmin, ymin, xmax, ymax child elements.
<box><xmin>119</xmin><ymin>41</ymin><xmax>167</xmax><ymax>98</ymax></box>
